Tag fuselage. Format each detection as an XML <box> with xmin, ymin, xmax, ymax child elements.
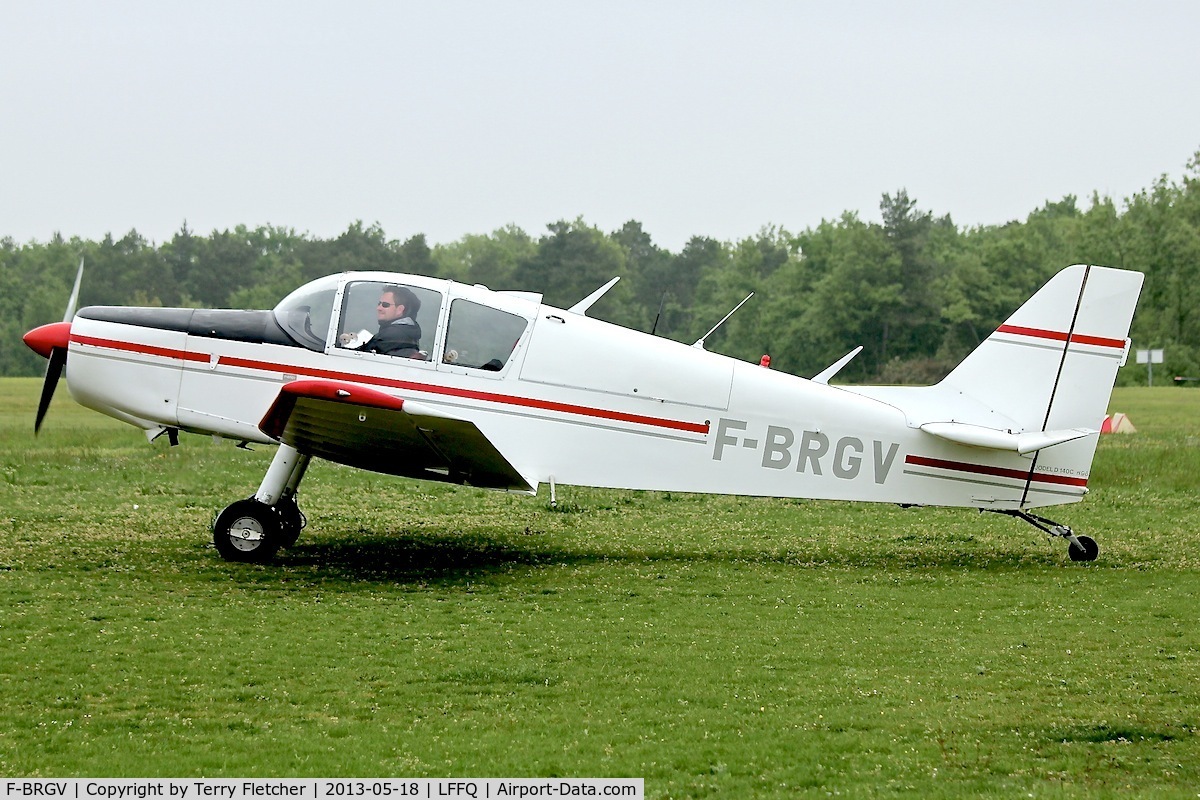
<box><xmin>61</xmin><ymin>271</ymin><xmax>1091</xmax><ymax>511</ymax></box>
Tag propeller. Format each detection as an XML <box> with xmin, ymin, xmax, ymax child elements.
<box><xmin>23</xmin><ymin>257</ymin><xmax>85</xmax><ymax>433</ymax></box>
<box><xmin>35</xmin><ymin>345</ymin><xmax>67</xmax><ymax>433</ymax></box>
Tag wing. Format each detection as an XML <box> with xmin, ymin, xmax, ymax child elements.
<box><xmin>259</xmin><ymin>380</ymin><xmax>535</xmax><ymax>492</ymax></box>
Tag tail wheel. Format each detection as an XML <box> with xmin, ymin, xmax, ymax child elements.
<box><xmin>995</xmin><ymin>511</ymin><xmax>1101</xmax><ymax>564</ymax></box>
<box><xmin>1068</xmin><ymin>534</ymin><xmax>1099</xmax><ymax>562</ymax></box>
<box><xmin>213</xmin><ymin>499</ymin><xmax>282</xmax><ymax>563</ymax></box>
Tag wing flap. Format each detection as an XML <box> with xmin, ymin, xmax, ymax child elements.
<box><xmin>260</xmin><ymin>380</ymin><xmax>534</xmax><ymax>491</ymax></box>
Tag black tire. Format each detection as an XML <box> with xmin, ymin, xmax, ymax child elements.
<box><xmin>1068</xmin><ymin>534</ymin><xmax>1099</xmax><ymax>562</ymax></box>
<box><xmin>213</xmin><ymin>499</ymin><xmax>282</xmax><ymax>563</ymax></box>
<box><xmin>277</xmin><ymin>496</ymin><xmax>307</xmax><ymax>548</ymax></box>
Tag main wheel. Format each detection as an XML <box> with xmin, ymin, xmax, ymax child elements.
<box><xmin>1068</xmin><ymin>534</ymin><xmax>1099</xmax><ymax>562</ymax></box>
<box><xmin>276</xmin><ymin>496</ymin><xmax>307</xmax><ymax>548</ymax></box>
<box><xmin>213</xmin><ymin>499</ymin><xmax>282</xmax><ymax>563</ymax></box>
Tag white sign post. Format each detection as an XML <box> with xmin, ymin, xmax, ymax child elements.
<box><xmin>1136</xmin><ymin>348</ymin><xmax>1164</xmax><ymax>387</ymax></box>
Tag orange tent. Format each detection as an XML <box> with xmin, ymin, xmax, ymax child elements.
<box><xmin>1101</xmin><ymin>412</ymin><xmax>1137</xmax><ymax>434</ymax></box>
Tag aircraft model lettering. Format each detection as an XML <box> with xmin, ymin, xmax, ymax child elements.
<box><xmin>23</xmin><ymin>263</ymin><xmax>1143</xmax><ymax>564</ymax></box>
<box><xmin>711</xmin><ymin>418</ymin><xmax>901</xmax><ymax>484</ymax></box>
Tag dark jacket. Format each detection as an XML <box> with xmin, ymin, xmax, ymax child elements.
<box><xmin>363</xmin><ymin>318</ymin><xmax>422</xmax><ymax>356</ymax></box>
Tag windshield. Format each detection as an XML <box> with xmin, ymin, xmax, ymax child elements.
<box><xmin>272</xmin><ymin>275</ymin><xmax>341</xmax><ymax>351</ymax></box>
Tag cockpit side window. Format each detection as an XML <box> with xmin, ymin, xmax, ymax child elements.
<box><xmin>337</xmin><ymin>281</ymin><xmax>443</xmax><ymax>359</ymax></box>
<box><xmin>443</xmin><ymin>299</ymin><xmax>529</xmax><ymax>371</ymax></box>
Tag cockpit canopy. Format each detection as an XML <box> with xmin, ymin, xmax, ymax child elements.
<box><xmin>272</xmin><ymin>273</ymin><xmax>532</xmax><ymax>373</ymax></box>
<box><xmin>273</xmin><ymin>274</ymin><xmax>447</xmax><ymax>355</ymax></box>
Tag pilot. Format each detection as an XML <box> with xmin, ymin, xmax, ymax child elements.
<box><xmin>362</xmin><ymin>286</ymin><xmax>422</xmax><ymax>357</ymax></box>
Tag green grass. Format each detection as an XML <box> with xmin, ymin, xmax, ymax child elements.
<box><xmin>3</xmin><ymin>379</ymin><xmax>1200</xmax><ymax>796</ymax></box>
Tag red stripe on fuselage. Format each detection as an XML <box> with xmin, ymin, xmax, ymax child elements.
<box><xmin>69</xmin><ymin>334</ymin><xmax>710</xmax><ymax>435</ymax></box>
<box><xmin>71</xmin><ymin>333</ymin><xmax>210</xmax><ymax>363</ymax></box>
<box><xmin>219</xmin><ymin>354</ymin><xmax>710</xmax><ymax>434</ymax></box>
<box><xmin>905</xmin><ymin>454</ymin><xmax>1087</xmax><ymax>487</ymax></box>
<box><xmin>995</xmin><ymin>324</ymin><xmax>1125</xmax><ymax>350</ymax></box>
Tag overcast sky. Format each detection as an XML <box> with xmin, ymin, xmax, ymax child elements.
<box><xmin>2</xmin><ymin>1</ymin><xmax>1197</xmax><ymax>252</ymax></box>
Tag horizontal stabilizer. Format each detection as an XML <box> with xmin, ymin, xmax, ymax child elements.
<box><xmin>919</xmin><ymin>421</ymin><xmax>1094</xmax><ymax>455</ymax></box>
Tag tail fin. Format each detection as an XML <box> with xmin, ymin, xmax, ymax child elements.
<box><xmin>941</xmin><ymin>264</ymin><xmax>1143</xmax><ymax>434</ymax></box>
<box><xmin>931</xmin><ymin>264</ymin><xmax>1143</xmax><ymax>507</ymax></box>
<box><xmin>843</xmin><ymin>264</ymin><xmax>1143</xmax><ymax>508</ymax></box>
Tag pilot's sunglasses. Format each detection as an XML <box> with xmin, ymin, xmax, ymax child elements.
<box><xmin>377</xmin><ymin>301</ymin><xmax>395</xmax><ymax>308</ymax></box>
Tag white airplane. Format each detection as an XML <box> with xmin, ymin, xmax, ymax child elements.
<box><xmin>23</xmin><ymin>263</ymin><xmax>1143</xmax><ymax>563</ymax></box>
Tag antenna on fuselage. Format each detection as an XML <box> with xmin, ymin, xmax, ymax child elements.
<box><xmin>692</xmin><ymin>293</ymin><xmax>754</xmax><ymax>350</ymax></box>
<box><xmin>568</xmin><ymin>277</ymin><xmax>620</xmax><ymax>316</ymax></box>
<box><xmin>811</xmin><ymin>346</ymin><xmax>863</xmax><ymax>385</ymax></box>
<box><xmin>650</xmin><ymin>292</ymin><xmax>667</xmax><ymax>336</ymax></box>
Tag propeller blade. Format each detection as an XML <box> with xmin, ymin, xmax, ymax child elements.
<box><xmin>64</xmin><ymin>256</ymin><xmax>85</xmax><ymax>321</ymax></box>
<box><xmin>26</xmin><ymin>253</ymin><xmax>83</xmax><ymax>434</ymax></box>
<box><xmin>35</xmin><ymin>346</ymin><xmax>67</xmax><ymax>434</ymax></box>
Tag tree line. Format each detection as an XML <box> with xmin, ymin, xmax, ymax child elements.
<box><xmin>3</xmin><ymin>151</ymin><xmax>1198</xmax><ymax>384</ymax></box>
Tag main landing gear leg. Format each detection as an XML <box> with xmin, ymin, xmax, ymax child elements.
<box><xmin>999</xmin><ymin>510</ymin><xmax>1099</xmax><ymax>562</ymax></box>
<box><xmin>276</xmin><ymin>451</ymin><xmax>310</xmax><ymax>548</ymax></box>
<box><xmin>213</xmin><ymin>444</ymin><xmax>311</xmax><ymax>563</ymax></box>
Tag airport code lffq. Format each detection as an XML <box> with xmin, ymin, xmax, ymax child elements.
<box><xmin>2</xmin><ymin>780</ymin><xmax>643</xmax><ymax>800</ymax></box>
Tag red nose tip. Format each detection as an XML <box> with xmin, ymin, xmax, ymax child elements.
<box><xmin>23</xmin><ymin>321</ymin><xmax>72</xmax><ymax>359</ymax></box>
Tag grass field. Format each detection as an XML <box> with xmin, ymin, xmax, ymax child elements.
<box><xmin>2</xmin><ymin>378</ymin><xmax>1200</xmax><ymax>796</ymax></box>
